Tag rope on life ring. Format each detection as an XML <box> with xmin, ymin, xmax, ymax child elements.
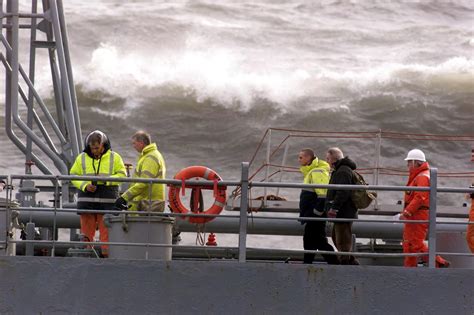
<box><xmin>168</xmin><ymin>166</ymin><xmax>226</xmax><ymax>224</ymax></box>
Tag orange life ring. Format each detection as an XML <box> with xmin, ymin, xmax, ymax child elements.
<box><xmin>168</xmin><ymin>166</ymin><xmax>226</xmax><ymax>224</ymax></box>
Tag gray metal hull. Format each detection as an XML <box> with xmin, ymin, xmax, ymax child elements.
<box><xmin>0</xmin><ymin>256</ymin><xmax>472</xmax><ymax>314</ymax></box>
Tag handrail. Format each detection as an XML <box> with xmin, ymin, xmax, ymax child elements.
<box><xmin>8</xmin><ymin>174</ymin><xmax>240</xmax><ymax>186</ymax></box>
<box><xmin>251</xmin><ymin>163</ymin><xmax>474</xmax><ymax>180</ymax></box>
<box><xmin>247</xmin><ymin>128</ymin><xmax>474</xmax><ymax>194</ymax></box>
<box><xmin>250</xmin><ymin>128</ymin><xmax>474</xmax><ymax>169</ymax></box>
<box><xmin>266</xmin><ymin>128</ymin><xmax>474</xmax><ymax>139</ymax></box>
<box><xmin>3</xmin><ymin>167</ymin><xmax>473</xmax><ymax>268</ymax></box>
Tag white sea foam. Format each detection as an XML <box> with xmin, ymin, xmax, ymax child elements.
<box><xmin>73</xmin><ymin>43</ymin><xmax>474</xmax><ymax>112</ymax></box>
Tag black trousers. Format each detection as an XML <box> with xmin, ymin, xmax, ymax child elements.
<box><xmin>300</xmin><ymin>191</ymin><xmax>338</xmax><ymax>264</ymax></box>
<box><xmin>303</xmin><ymin>221</ymin><xmax>339</xmax><ymax>264</ymax></box>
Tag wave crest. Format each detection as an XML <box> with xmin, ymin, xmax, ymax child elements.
<box><xmin>74</xmin><ymin>43</ymin><xmax>474</xmax><ymax>111</ymax></box>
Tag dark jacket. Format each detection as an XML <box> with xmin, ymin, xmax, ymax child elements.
<box><xmin>326</xmin><ymin>157</ymin><xmax>358</xmax><ymax>219</ymax></box>
<box><xmin>299</xmin><ymin>190</ymin><xmax>326</xmax><ymax>224</ymax></box>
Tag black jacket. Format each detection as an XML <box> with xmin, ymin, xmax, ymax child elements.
<box><xmin>299</xmin><ymin>190</ymin><xmax>326</xmax><ymax>224</ymax></box>
<box><xmin>326</xmin><ymin>157</ymin><xmax>358</xmax><ymax>219</ymax></box>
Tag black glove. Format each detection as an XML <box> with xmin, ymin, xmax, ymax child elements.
<box><xmin>114</xmin><ymin>197</ymin><xmax>128</xmax><ymax>212</ymax></box>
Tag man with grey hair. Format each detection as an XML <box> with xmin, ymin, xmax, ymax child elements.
<box><xmin>115</xmin><ymin>131</ymin><xmax>166</xmax><ymax>213</ymax></box>
<box><xmin>325</xmin><ymin>147</ymin><xmax>359</xmax><ymax>265</ymax></box>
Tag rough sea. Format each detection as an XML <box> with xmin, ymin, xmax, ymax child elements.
<box><xmin>1</xmin><ymin>1</ymin><xmax>473</xmax><ymax>247</ymax></box>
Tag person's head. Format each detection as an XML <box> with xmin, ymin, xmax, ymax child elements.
<box><xmin>298</xmin><ymin>148</ymin><xmax>315</xmax><ymax>166</ymax></box>
<box><xmin>85</xmin><ymin>130</ymin><xmax>107</xmax><ymax>159</ymax></box>
<box><xmin>404</xmin><ymin>149</ymin><xmax>426</xmax><ymax>171</ymax></box>
<box><xmin>326</xmin><ymin>147</ymin><xmax>343</xmax><ymax>167</ymax></box>
<box><xmin>132</xmin><ymin>131</ymin><xmax>151</xmax><ymax>153</ymax></box>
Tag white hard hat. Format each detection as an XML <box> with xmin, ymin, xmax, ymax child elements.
<box><xmin>404</xmin><ymin>149</ymin><xmax>426</xmax><ymax>162</ymax></box>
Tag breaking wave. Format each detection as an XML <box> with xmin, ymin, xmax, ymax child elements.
<box><xmin>74</xmin><ymin>43</ymin><xmax>474</xmax><ymax>112</ymax></box>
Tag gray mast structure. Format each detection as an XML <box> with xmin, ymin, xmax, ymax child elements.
<box><xmin>1</xmin><ymin>0</ymin><xmax>82</xmax><ymax>206</ymax></box>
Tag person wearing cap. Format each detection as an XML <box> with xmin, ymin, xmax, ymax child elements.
<box><xmin>70</xmin><ymin>130</ymin><xmax>127</xmax><ymax>257</ymax></box>
<box><xmin>466</xmin><ymin>149</ymin><xmax>474</xmax><ymax>253</ymax></box>
<box><xmin>114</xmin><ymin>131</ymin><xmax>166</xmax><ymax>213</ymax></box>
<box><xmin>400</xmin><ymin>149</ymin><xmax>450</xmax><ymax>267</ymax></box>
<box><xmin>298</xmin><ymin>148</ymin><xmax>339</xmax><ymax>265</ymax></box>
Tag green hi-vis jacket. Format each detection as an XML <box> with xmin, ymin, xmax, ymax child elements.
<box><xmin>70</xmin><ymin>150</ymin><xmax>127</xmax><ymax>192</ymax></box>
<box><xmin>122</xmin><ymin>143</ymin><xmax>166</xmax><ymax>210</ymax></box>
<box><xmin>300</xmin><ymin>157</ymin><xmax>330</xmax><ymax>198</ymax></box>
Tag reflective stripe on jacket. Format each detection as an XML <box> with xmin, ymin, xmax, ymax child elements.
<box><xmin>404</xmin><ymin>162</ymin><xmax>430</xmax><ymax>215</ymax></box>
<box><xmin>70</xmin><ymin>150</ymin><xmax>126</xmax><ymax>210</ymax></box>
<box><xmin>300</xmin><ymin>157</ymin><xmax>330</xmax><ymax>198</ymax></box>
<box><xmin>122</xmin><ymin>143</ymin><xmax>166</xmax><ymax>210</ymax></box>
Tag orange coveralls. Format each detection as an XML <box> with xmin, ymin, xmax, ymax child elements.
<box><xmin>467</xmin><ymin>198</ymin><xmax>474</xmax><ymax>253</ymax></box>
<box><xmin>467</xmin><ymin>149</ymin><xmax>474</xmax><ymax>252</ymax></box>
<box><xmin>403</xmin><ymin>162</ymin><xmax>449</xmax><ymax>267</ymax></box>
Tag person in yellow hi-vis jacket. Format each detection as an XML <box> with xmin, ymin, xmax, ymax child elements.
<box><xmin>115</xmin><ymin>131</ymin><xmax>166</xmax><ymax>213</ymax></box>
<box><xmin>298</xmin><ymin>148</ymin><xmax>338</xmax><ymax>265</ymax></box>
<box><xmin>70</xmin><ymin>130</ymin><xmax>126</xmax><ymax>257</ymax></box>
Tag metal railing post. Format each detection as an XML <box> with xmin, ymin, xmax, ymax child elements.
<box><xmin>6</xmin><ymin>176</ymin><xmax>14</xmax><ymax>256</ymax></box>
<box><xmin>0</xmin><ymin>179</ymin><xmax>10</xmax><ymax>256</ymax></box>
<box><xmin>428</xmin><ymin>167</ymin><xmax>438</xmax><ymax>268</ymax></box>
<box><xmin>238</xmin><ymin>162</ymin><xmax>249</xmax><ymax>262</ymax></box>
<box><xmin>51</xmin><ymin>176</ymin><xmax>59</xmax><ymax>256</ymax></box>
<box><xmin>25</xmin><ymin>222</ymin><xmax>36</xmax><ymax>256</ymax></box>
<box><xmin>146</xmin><ymin>180</ymin><xmax>153</xmax><ymax>260</ymax></box>
<box><xmin>275</xmin><ymin>142</ymin><xmax>289</xmax><ymax>197</ymax></box>
<box><xmin>373</xmin><ymin>130</ymin><xmax>382</xmax><ymax>209</ymax></box>
<box><xmin>263</xmin><ymin>129</ymin><xmax>271</xmax><ymax>207</ymax></box>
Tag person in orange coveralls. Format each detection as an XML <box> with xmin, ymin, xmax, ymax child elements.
<box><xmin>466</xmin><ymin>148</ymin><xmax>474</xmax><ymax>253</ymax></box>
<box><xmin>400</xmin><ymin>149</ymin><xmax>450</xmax><ymax>268</ymax></box>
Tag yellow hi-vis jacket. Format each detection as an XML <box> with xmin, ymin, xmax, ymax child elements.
<box><xmin>121</xmin><ymin>143</ymin><xmax>166</xmax><ymax>210</ymax></box>
<box><xmin>70</xmin><ymin>149</ymin><xmax>127</xmax><ymax>192</ymax></box>
<box><xmin>300</xmin><ymin>157</ymin><xmax>330</xmax><ymax>198</ymax></box>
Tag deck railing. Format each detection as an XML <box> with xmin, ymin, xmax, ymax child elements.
<box><xmin>246</xmin><ymin>128</ymin><xmax>474</xmax><ymax>205</ymax></box>
<box><xmin>1</xmin><ymin>164</ymin><xmax>473</xmax><ymax>268</ymax></box>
